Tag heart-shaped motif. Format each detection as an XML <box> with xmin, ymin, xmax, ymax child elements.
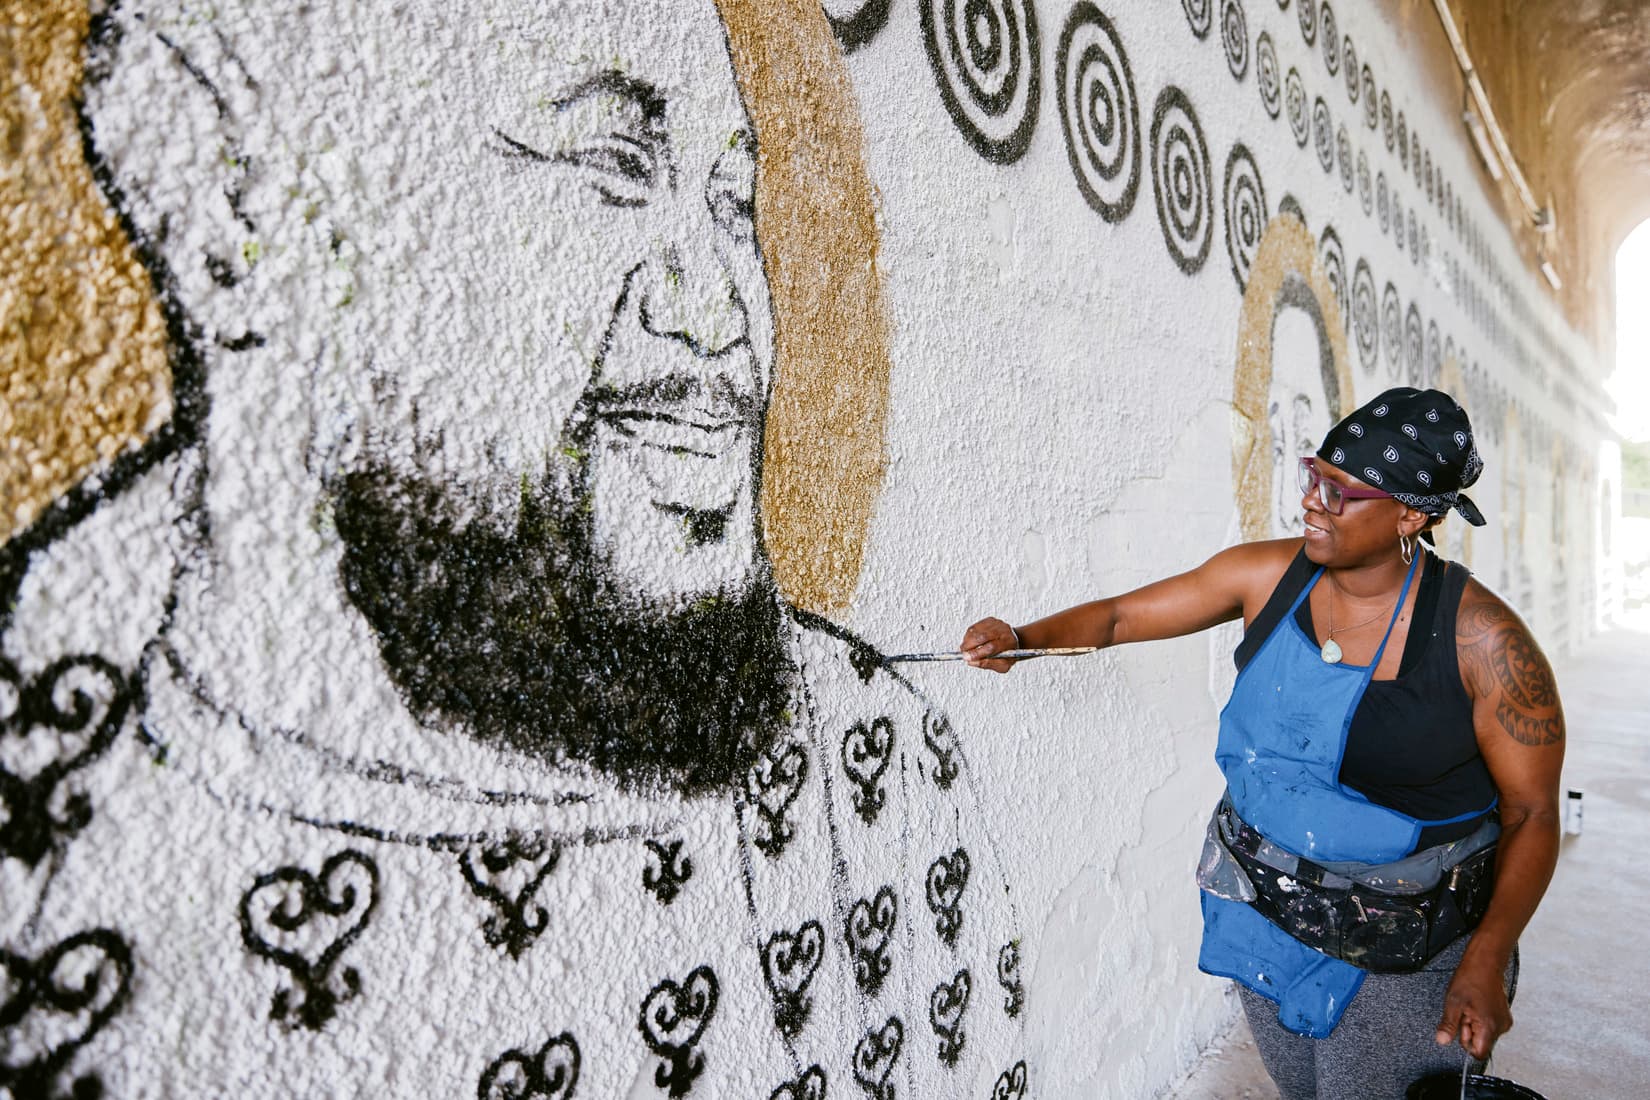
<box><xmin>997</xmin><ymin>941</ymin><xmax>1025</xmax><ymax>1018</ymax></box>
<box><xmin>642</xmin><ymin>838</ymin><xmax>694</xmax><ymax>906</ymax></box>
<box><xmin>852</xmin><ymin>1016</ymin><xmax>903</xmax><ymax>1100</ymax></box>
<box><xmin>768</xmin><ymin>1065</ymin><xmax>826</xmax><ymax>1100</ymax></box>
<box><xmin>992</xmin><ymin>1060</ymin><xmax>1029</xmax><ymax>1100</ymax></box>
<box><xmin>925</xmin><ymin>849</ymin><xmax>970</xmax><ymax>948</ymax></box>
<box><xmin>0</xmin><ymin>927</ymin><xmax>132</xmax><ymax>1098</ymax></box>
<box><xmin>845</xmin><ymin>885</ymin><xmax>897</xmax><ymax>996</ymax></box>
<box><xmin>746</xmin><ymin>742</ymin><xmax>808</xmax><ymax>858</ymax></box>
<box><xmin>841</xmin><ymin>717</ymin><xmax>894</xmax><ymax>825</ymax></box>
<box><xmin>0</xmin><ymin>656</ymin><xmax>129</xmax><ymax>866</ymax></box>
<box><xmin>921</xmin><ymin>712</ymin><xmax>959</xmax><ymax>791</ymax></box>
<box><xmin>459</xmin><ymin>834</ymin><xmax>560</xmax><ymax>958</ymax></box>
<box><xmin>238</xmin><ymin>849</ymin><xmax>379</xmax><ymax>1030</ymax></box>
<box><xmin>928</xmin><ymin>969</ymin><xmax>970</xmax><ymax>1066</ymax></box>
<box><xmin>638</xmin><ymin>965</ymin><xmax>719</xmax><ymax>1098</ymax></box>
<box><xmin>762</xmin><ymin>919</ymin><xmax>823</xmax><ymax>1038</ymax></box>
<box><xmin>478</xmin><ymin>1031</ymin><xmax>581</xmax><ymax>1100</ymax></box>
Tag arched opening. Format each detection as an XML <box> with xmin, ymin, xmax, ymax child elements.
<box><xmin>1612</xmin><ymin>218</ymin><xmax>1650</xmax><ymax>615</ymax></box>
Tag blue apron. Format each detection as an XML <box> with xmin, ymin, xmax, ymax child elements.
<box><xmin>1199</xmin><ymin>553</ymin><xmax>1427</xmax><ymax>1038</ymax></box>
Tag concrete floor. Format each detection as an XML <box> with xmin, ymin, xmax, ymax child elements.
<box><xmin>1167</xmin><ymin>617</ymin><xmax>1650</xmax><ymax>1100</ymax></box>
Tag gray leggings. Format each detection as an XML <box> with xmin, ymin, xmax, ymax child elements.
<box><xmin>1238</xmin><ymin>937</ymin><xmax>1520</xmax><ymax>1100</ymax></box>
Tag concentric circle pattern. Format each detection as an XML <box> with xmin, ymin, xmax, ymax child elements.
<box><xmin>1183</xmin><ymin>0</ymin><xmax>1213</xmax><ymax>39</ymax></box>
<box><xmin>1286</xmin><ymin>68</ymin><xmax>1309</xmax><ymax>146</ymax></box>
<box><xmin>1353</xmin><ymin>258</ymin><xmax>1377</xmax><ymax>374</ymax></box>
<box><xmin>1382</xmin><ymin>282</ymin><xmax>1402</xmax><ymax>379</ymax></box>
<box><xmin>1221</xmin><ymin>0</ymin><xmax>1249</xmax><ymax>79</ymax></box>
<box><xmin>1150</xmin><ymin>86</ymin><xmax>1214</xmax><ymax>275</ymax></box>
<box><xmin>1223</xmin><ymin>142</ymin><xmax>1268</xmax><ymax>289</ymax></box>
<box><xmin>1057</xmin><ymin>2</ymin><xmax>1141</xmax><ymax>222</ymax></box>
<box><xmin>1257</xmin><ymin>33</ymin><xmax>1281</xmax><ymax>117</ymax></box>
<box><xmin>919</xmin><ymin>0</ymin><xmax>1042</xmax><ymax>164</ymax></box>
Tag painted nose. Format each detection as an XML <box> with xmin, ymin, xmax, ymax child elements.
<box><xmin>637</xmin><ymin>240</ymin><xmax>749</xmax><ymax>358</ymax></box>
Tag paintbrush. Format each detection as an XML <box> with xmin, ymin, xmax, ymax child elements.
<box><xmin>883</xmin><ymin>647</ymin><xmax>1099</xmax><ymax>664</ymax></box>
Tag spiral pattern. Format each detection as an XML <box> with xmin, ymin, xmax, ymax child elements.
<box><xmin>1352</xmin><ymin>258</ymin><xmax>1377</xmax><ymax>374</ymax></box>
<box><xmin>1057</xmin><ymin>2</ymin><xmax>1140</xmax><ymax>223</ymax></box>
<box><xmin>1381</xmin><ymin>90</ymin><xmax>1393</xmax><ymax>149</ymax></box>
<box><xmin>1221</xmin><ymin>0</ymin><xmax>1248</xmax><ymax>79</ymax></box>
<box><xmin>1404</xmin><ymin>302</ymin><xmax>1423</xmax><ymax>386</ymax></box>
<box><xmin>1337</xmin><ymin>125</ymin><xmax>1353</xmax><ymax>192</ymax></box>
<box><xmin>920</xmin><ymin>0</ymin><xmax>1042</xmax><ymax>164</ymax></box>
<box><xmin>1183</xmin><ymin>0</ymin><xmax>1212</xmax><ymax>38</ymax></box>
<box><xmin>1222</xmin><ymin>142</ymin><xmax>1267</xmax><ymax>289</ymax></box>
<box><xmin>1320</xmin><ymin>3</ymin><xmax>1339</xmax><ymax>74</ymax></box>
<box><xmin>1397</xmin><ymin>112</ymin><xmax>1409</xmax><ymax>169</ymax></box>
<box><xmin>1319</xmin><ymin>226</ymin><xmax>1346</xmax><ymax>331</ymax></box>
<box><xmin>1150</xmin><ymin>86</ymin><xmax>1214</xmax><ymax>275</ymax></box>
<box><xmin>1286</xmin><ymin>68</ymin><xmax>1309</xmax><ymax>146</ymax></box>
<box><xmin>1377</xmin><ymin>171</ymin><xmax>1389</xmax><ymax>234</ymax></box>
<box><xmin>1313</xmin><ymin>96</ymin><xmax>1334</xmax><ymax>172</ymax></box>
<box><xmin>1407</xmin><ymin>209</ymin><xmax>1418</xmax><ymax>264</ymax></box>
<box><xmin>1298</xmin><ymin>0</ymin><xmax>1317</xmax><ymax>45</ymax></box>
<box><xmin>1382</xmin><ymin>283</ymin><xmax>1402</xmax><ymax>379</ymax></box>
<box><xmin>1356</xmin><ymin>149</ymin><xmax>1371</xmax><ymax>213</ymax></box>
<box><xmin>1362</xmin><ymin>66</ymin><xmax>1378</xmax><ymax>129</ymax></box>
<box><xmin>1342</xmin><ymin>37</ymin><xmax>1358</xmax><ymax>101</ymax></box>
<box><xmin>1256</xmin><ymin>33</ymin><xmax>1281</xmax><ymax>117</ymax></box>
<box><xmin>1392</xmin><ymin>192</ymin><xmax>1404</xmax><ymax>250</ymax></box>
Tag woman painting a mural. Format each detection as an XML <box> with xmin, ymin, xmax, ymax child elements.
<box><xmin>961</xmin><ymin>387</ymin><xmax>1564</xmax><ymax>1099</ymax></box>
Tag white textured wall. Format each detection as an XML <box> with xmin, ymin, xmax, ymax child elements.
<box><xmin>0</xmin><ymin>2</ymin><xmax>1615</xmax><ymax>1098</ymax></box>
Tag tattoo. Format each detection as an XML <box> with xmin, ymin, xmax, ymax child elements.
<box><xmin>1494</xmin><ymin>700</ymin><xmax>1564</xmax><ymax>746</ymax></box>
<box><xmin>1456</xmin><ymin>589</ymin><xmax>1563</xmax><ymax>747</ymax></box>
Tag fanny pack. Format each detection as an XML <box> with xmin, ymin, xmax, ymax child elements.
<box><xmin>1197</xmin><ymin>797</ymin><xmax>1499</xmax><ymax>973</ymax></box>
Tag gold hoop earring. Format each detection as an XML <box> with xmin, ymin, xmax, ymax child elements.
<box><xmin>1399</xmin><ymin>532</ymin><xmax>1415</xmax><ymax>565</ymax></box>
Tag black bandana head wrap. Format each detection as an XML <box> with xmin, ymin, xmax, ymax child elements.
<box><xmin>1316</xmin><ymin>387</ymin><xmax>1486</xmax><ymax>528</ymax></box>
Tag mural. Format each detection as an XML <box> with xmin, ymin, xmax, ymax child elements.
<box><xmin>0</xmin><ymin>1</ymin><xmax>1027</xmax><ymax>1095</ymax></box>
<box><xmin>2</xmin><ymin>0</ymin><xmax>1611</xmax><ymax>1095</ymax></box>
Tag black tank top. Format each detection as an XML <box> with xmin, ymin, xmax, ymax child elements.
<box><xmin>1234</xmin><ymin>549</ymin><xmax>1498</xmax><ymax>849</ymax></box>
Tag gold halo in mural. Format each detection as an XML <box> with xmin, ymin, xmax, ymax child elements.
<box><xmin>1230</xmin><ymin>213</ymin><xmax>1355</xmax><ymax>542</ymax></box>
<box><xmin>718</xmin><ymin>0</ymin><xmax>891</xmax><ymax>615</ymax></box>
<box><xmin>0</xmin><ymin>1</ymin><xmax>170</xmax><ymax>546</ymax></box>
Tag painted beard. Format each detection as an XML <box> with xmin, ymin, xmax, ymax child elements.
<box><xmin>330</xmin><ymin>460</ymin><xmax>796</xmax><ymax>799</ymax></box>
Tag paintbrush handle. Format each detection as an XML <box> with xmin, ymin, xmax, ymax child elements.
<box><xmin>883</xmin><ymin>647</ymin><xmax>1098</xmax><ymax>663</ymax></box>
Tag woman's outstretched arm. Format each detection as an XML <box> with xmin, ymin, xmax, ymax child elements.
<box><xmin>959</xmin><ymin>538</ymin><xmax>1300</xmax><ymax>672</ymax></box>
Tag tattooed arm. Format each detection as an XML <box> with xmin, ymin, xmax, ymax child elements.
<box><xmin>1438</xmin><ymin>580</ymin><xmax>1565</xmax><ymax>1060</ymax></box>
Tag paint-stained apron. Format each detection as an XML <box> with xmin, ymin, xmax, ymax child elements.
<box><xmin>1199</xmin><ymin>553</ymin><xmax>1425</xmax><ymax>1038</ymax></box>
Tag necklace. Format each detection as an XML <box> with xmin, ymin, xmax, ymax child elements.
<box><xmin>1320</xmin><ymin>576</ymin><xmax>1398</xmax><ymax>664</ymax></box>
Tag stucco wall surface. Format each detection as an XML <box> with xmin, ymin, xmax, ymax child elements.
<box><xmin>0</xmin><ymin>1</ymin><xmax>1617</xmax><ymax>1098</ymax></box>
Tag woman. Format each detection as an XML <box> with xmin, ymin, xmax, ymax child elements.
<box><xmin>962</xmin><ymin>388</ymin><xmax>1563</xmax><ymax>1099</ymax></box>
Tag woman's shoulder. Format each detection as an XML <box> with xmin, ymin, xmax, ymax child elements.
<box><xmin>1452</xmin><ymin>575</ymin><xmax>1549</xmax><ymax>701</ymax></box>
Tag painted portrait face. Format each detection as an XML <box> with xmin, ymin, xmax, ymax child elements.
<box><xmin>1268</xmin><ymin>303</ymin><xmax>1331</xmax><ymax>538</ymax></box>
<box><xmin>84</xmin><ymin>2</ymin><xmax>793</xmax><ymax>793</ymax></box>
<box><xmin>324</xmin><ymin>1</ymin><xmax>772</xmax><ymax>607</ymax></box>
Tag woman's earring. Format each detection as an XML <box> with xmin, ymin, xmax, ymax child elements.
<box><xmin>1399</xmin><ymin>532</ymin><xmax>1414</xmax><ymax>565</ymax></box>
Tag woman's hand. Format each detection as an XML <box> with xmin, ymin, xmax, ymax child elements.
<box><xmin>1435</xmin><ymin>952</ymin><xmax>1514</xmax><ymax>1061</ymax></box>
<box><xmin>960</xmin><ymin>618</ymin><xmax>1020</xmax><ymax>673</ymax></box>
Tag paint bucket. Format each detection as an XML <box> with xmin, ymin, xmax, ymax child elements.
<box><xmin>1407</xmin><ymin>1071</ymin><xmax>1549</xmax><ymax>1099</ymax></box>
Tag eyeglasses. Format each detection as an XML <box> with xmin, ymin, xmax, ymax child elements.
<box><xmin>1298</xmin><ymin>457</ymin><xmax>1394</xmax><ymax>515</ymax></box>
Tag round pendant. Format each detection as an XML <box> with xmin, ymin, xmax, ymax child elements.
<box><xmin>1320</xmin><ymin>638</ymin><xmax>1344</xmax><ymax>664</ymax></box>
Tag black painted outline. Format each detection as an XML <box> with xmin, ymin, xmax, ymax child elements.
<box><xmin>928</xmin><ymin>968</ymin><xmax>971</xmax><ymax>1067</ymax></box>
<box><xmin>0</xmin><ymin>928</ymin><xmax>133</xmax><ymax>1099</ymax></box>
<box><xmin>458</xmin><ymin>834</ymin><xmax>562</xmax><ymax>959</ymax></box>
<box><xmin>827</xmin><ymin>0</ymin><xmax>894</xmax><ymax>52</ymax></box>
<box><xmin>925</xmin><ymin>847</ymin><xmax>970</xmax><ymax>949</ymax></box>
<box><xmin>1256</xmin><ymin>33</ymin><xmax>1281</xmax><ymax>118</ymax></box>
<box><xmin>1220</xmin><ymin>0</ymin><xmax>1248</xmax><ymax>80</ymax></box>
<box><xmin>477</xmin><ymin>1031</ymin><xmax>581</xmax><ymax>1100</ymax></box>
<box><xmin>638</xmin><ymin>965</ymin><xmax>719</xmax><ymax>1099</ymax></box>
<box><xmin>1352</xmin><ymin>258</ymin><xmax>1378</xmax><ymax>374</ymax></box>
<box><xmin>761</xmin><ymin>919</ymin><xmax>824</xmax><ymax>1039</ymax></box>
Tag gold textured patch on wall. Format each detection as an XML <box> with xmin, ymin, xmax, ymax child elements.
<box><xmin>716</xmin><ymin>0</ymin><xmax>889</xmax><ymax>615</ymax></box>
<box><xmin>1</xmin><ymin>1</ymin><xmax>170</xmax><ymax>545</ymax></box>
<box><xmin>1231</xmin><ymin>214</ymin><xmax>1354</xmax><ymax>542</ymax></box>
